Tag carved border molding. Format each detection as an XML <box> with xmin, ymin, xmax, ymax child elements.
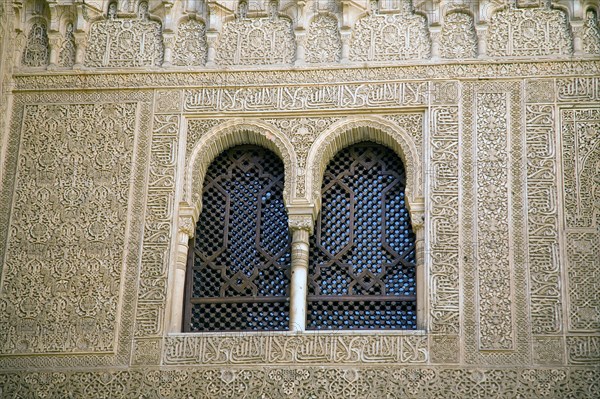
<box><xmin>12</xmin><ymin>60</ymin><xmax>600</xmax><ymax>92</ymax></box>
<box><xmin>0</xmin><ymin>367</ymin><xmax>597</xmax><ymax>398</ymax></box>
<box><xmin>164</xmin><ymin>334</ymin><xmax>428</xmax><ymax>365</ymax></box>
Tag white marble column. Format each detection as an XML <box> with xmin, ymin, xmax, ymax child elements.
<box><xmin>410</xmin><ymin>199</ymin><xmax>426</xmax><ymax>330</ymax></box>
<box><xmin>168</xmin><ymin>205</ymin><xmax>195</xmax><ymax>333</ymax></box>
<box><xmin>288</xmin><ymin>215</ymin><xmax>313</xmax><ymax>331</ymax></box>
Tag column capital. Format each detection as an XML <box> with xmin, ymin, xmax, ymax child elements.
<box><xmin>178</xmin><ymin>203</ymin><xmax>196</xmax><ymax>237</ymax></box>
<box><xmin>288</xmin><ymin>215</ymin><xmax>313</xmax><ymax>234</ymax></box>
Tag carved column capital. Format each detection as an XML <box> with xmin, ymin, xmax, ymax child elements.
<box><xmin>288</xmin><ymin>215</ymin><xmax>313</xmax><ymax>234</ymax></box>
<box><xmin>178</xmin><ymin>203</ymin><xmax>196</xmax><ymax>237</ymax></box>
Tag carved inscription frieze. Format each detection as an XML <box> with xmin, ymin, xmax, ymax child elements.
<box><xmin>12</xmin><ymin>61</ymin><xmax>600</xmax><ymax>92</ymax></box>
<box><xmin>164</xmin><ymin>334</ymin><xmax>428</xmax><ymax>365</ymax></box>
<box><xmin>183</xmin><ymin>82</ymin><xmax>428</xmax><ymax>113</ymax></box>
<box><xmin>488</xmin><ymin>6</ymin><xmax>573</xmax><ymax>57</ymax></box>
<box><xmin>429</xmin><ymin>106</ymin><xmax>460</xmax><ymax>336</ymax></box>
<box><xmin>0</xmin><ymin>102</ymin><xmax>138</xmax><ymax>355</ymax></box>
<box><xmin>557</xmin><ymin>77</ymin><xmax>600</xmax><ymax>103</ymax></box>
<box><xmin>525</xmin><ymin>105</ymin><xmax>562</xmax><ymax>334</ymax></box>
<box><xmin>134</xmin><ymin>114</ymin><xmax>180</xmax><ymax>346</ymax></box>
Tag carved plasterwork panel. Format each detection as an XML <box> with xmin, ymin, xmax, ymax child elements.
<box><xmin>0</xmin><ymin>102</ymin><xmax>138</xmax><ymax>355</ymax></box>
<box><xmin>439</xmin><ymin>12</ymin><xmax>477</xmax><ymax>59</ymax></box>
<box><xmin>583</xmin><ymin>10</ymin><xmax>600</xmax><ymax>55</ymax></box>
<box><xmin>22</xmin><ymin>21</ymin><xmax>49</xmax><ymax>67</ymax></box>
<box><xmin>561</xmin><ymin>108</ymin><xmax>600</xmax><ymax>229</ymax></box>
<box><xmin>85</xmin><ymin>16</ymin><xmax>163</xmax><ymax>67</ymax></box>
<box><xmin>461</xmin><ymin>81</ymin><xmax>529</xmax><ymax>364</ymax></box>
<box><xmin>565</xmin><ymin>231</ymin><xmax>600</xmax><ymax>332</ymax></box>
<box><xmin>172</xmin><ymin>19</ymin><xmax>207</xmax><ymax>67</ymax></box>
<box><xmin>349</xmin><ymin>10</ymin><xmax>431</xmax><ymax>61</ymax></box>
<box><xmin>266</xmin><ymin>116</ymin><xmax>341</xmax><ymax>197</ymax></box>
<box><xmin>305</xmin><ymin>14</ymin><xmax>342</xmax><ymax>63</ymax></box>
<box><xmin>0</xmin><ymin>90</ymin><xmax>149</xmax><ymax>367</ymax></box>
<box><xmin>533</xmin><ymin>336</ymin><xmax>564</xmax><ymax>365</ymax></box>
<box><xmin>0</xmin><ymin>367</ymin><xmax>598</xmax><ymax>398</ymax></box>
<box><xmin>0</xmin><ymin>91</ymin><xmax>152</xmax><ymax>369</ymax></box>
<box><xmin>488</xmin><ymin>7</ymin><xmax>573</xmax><ymax>57</ymax></box>
<box><xmin>216</xmin><ymin>17</ymin><xmax>295</xmax><ymax>65</ymax></box>
<box><xmin>475</xmin><ymin>91</ymin><xmax>515</xmax><ymax>350</ymax></box>
<box><xmin>525</xmin><ymin>105</ymin><xmax>562</xmax><ymax>334</ymax></box>
<box><xmin>58</xmin><ymin>24</ymin><xmax>76</xmax><ymax>68</ymax></box>
<box><xmin>164</xmin><ymin>334</ymin><xmax>428</xmax><ymax>365</ymax></box>
<box><xmin>133</xmin><ymin>114</ymin><xmax>180</xmax><ymax>355</ymax></box>
<box><xmin>429</xmin><ymin>106</ymin><xmax>460</xmax><ymax>336</ymax></box>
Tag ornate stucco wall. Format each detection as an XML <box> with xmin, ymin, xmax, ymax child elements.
<box><xmin>0</xmin><ymin>0</ymin><xmax>599</xmax><ymax>397</ymax></box>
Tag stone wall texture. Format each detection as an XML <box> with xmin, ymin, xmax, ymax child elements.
<box><xmin>0</xmin><ymin>0</ymin><xmax>599</xmax><ymax>397</ymax></box>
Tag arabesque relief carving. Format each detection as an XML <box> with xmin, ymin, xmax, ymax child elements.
<box><xmin>350</xmin><ymin>1</ymin><xmax>431</xmax><ymax>61</ymax></box>
<box><xmin>0</xmin><ymin>102</ymin><xmax>139</xmax><ymax>355</ymax></box>
<box><xmin>487</xmin><ymin>5</ymin><xmax>573</xmax><ymax>57</ymax></box>
<box><xmin>85</xmin><ymin>3</ymin><xmax>163</xmax><ymax>67</ymax></box>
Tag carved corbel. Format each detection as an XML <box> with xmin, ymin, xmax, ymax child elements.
<box><xmin>47</xmin><ymin>32</ymin><xmax>61</xmax><ymax>69</ymax></box>
<box><xmin>47</xmin><ymin>0</ymin><xmax>60</xmax><ymax>32</ymax></box>
<box><xmin>162</xmin><ymin>33</ymin><xmax>175</xmax><ymax>67</ymax></box>
<box><xmin>12</xmin><ymin>0</ymin><xmax>24</xmax><ymax>32</ymax></box>
<box><xmin>294</xmin><ymin>29</ymin><xmax>306</xmax><ymax>66</ymax></box>
<box><xmin>73</xmin><ymin>32</ymin><xmax>87</xmax><ymax>68</ymax></box>
<box><xmin>162</xmin><ymin>0</ymin><xmax>175</xmax><ymax>32</ymax></box>
<box><xmin>296</xmin><ymin>0</ymin><xmax>306</xmax><ymax>29</ymax></box>
<box><xmin>206</xmin><ymin>31</ymin><xmax>218</xmax><ymax>66</ymax></box>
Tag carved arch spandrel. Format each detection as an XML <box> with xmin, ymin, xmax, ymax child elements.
<box><xmin>185</xmin><ymin>119</ymin><xmax>298</xmax><ymax>222</ymax></box>
<box><xmin>305</xmin><ymin>115</ymin><xmax>423</xmax><ymax>218</ymax></box>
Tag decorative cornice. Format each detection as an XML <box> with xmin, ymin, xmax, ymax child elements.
<box><xmin>12</xmin><ymin>59</ymin><xmax>600</xmax><ymax>92</ymax></box>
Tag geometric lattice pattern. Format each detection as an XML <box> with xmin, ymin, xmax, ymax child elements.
<box><xmin>308</xmin><ymin>142</ymin><xmax>416</xmax><ymax>330</ymax></box>
<box><xmin>184</xmin><ymin>146</ymin><xmax>291</xmax><ymax>332</ymax></box>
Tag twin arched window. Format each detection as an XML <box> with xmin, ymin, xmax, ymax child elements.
<box><xmin>184</xmin><ymin>142</ymin><xmax>416</xmax><ymax>332</ymax></box>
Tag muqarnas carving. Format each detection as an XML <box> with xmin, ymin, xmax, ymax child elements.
<box><xmin>488</xmin><ymin>5</ymin><xmax>573</xmax><ymax>57</ymax></box>
<box><xmin>85</xmin><ymin>1</ymin><xmax>163</xmax><ymax>67</ymax></box>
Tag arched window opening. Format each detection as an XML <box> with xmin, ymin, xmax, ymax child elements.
<box><xmin>307</xmin><ymin>142</ymin><xmax>417</xmax><ymax>330</ymax></box>
<box><xmin>183</xmin><ymin>145</ymin><xmax>291</xmax><ymax>332</ymax></box>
